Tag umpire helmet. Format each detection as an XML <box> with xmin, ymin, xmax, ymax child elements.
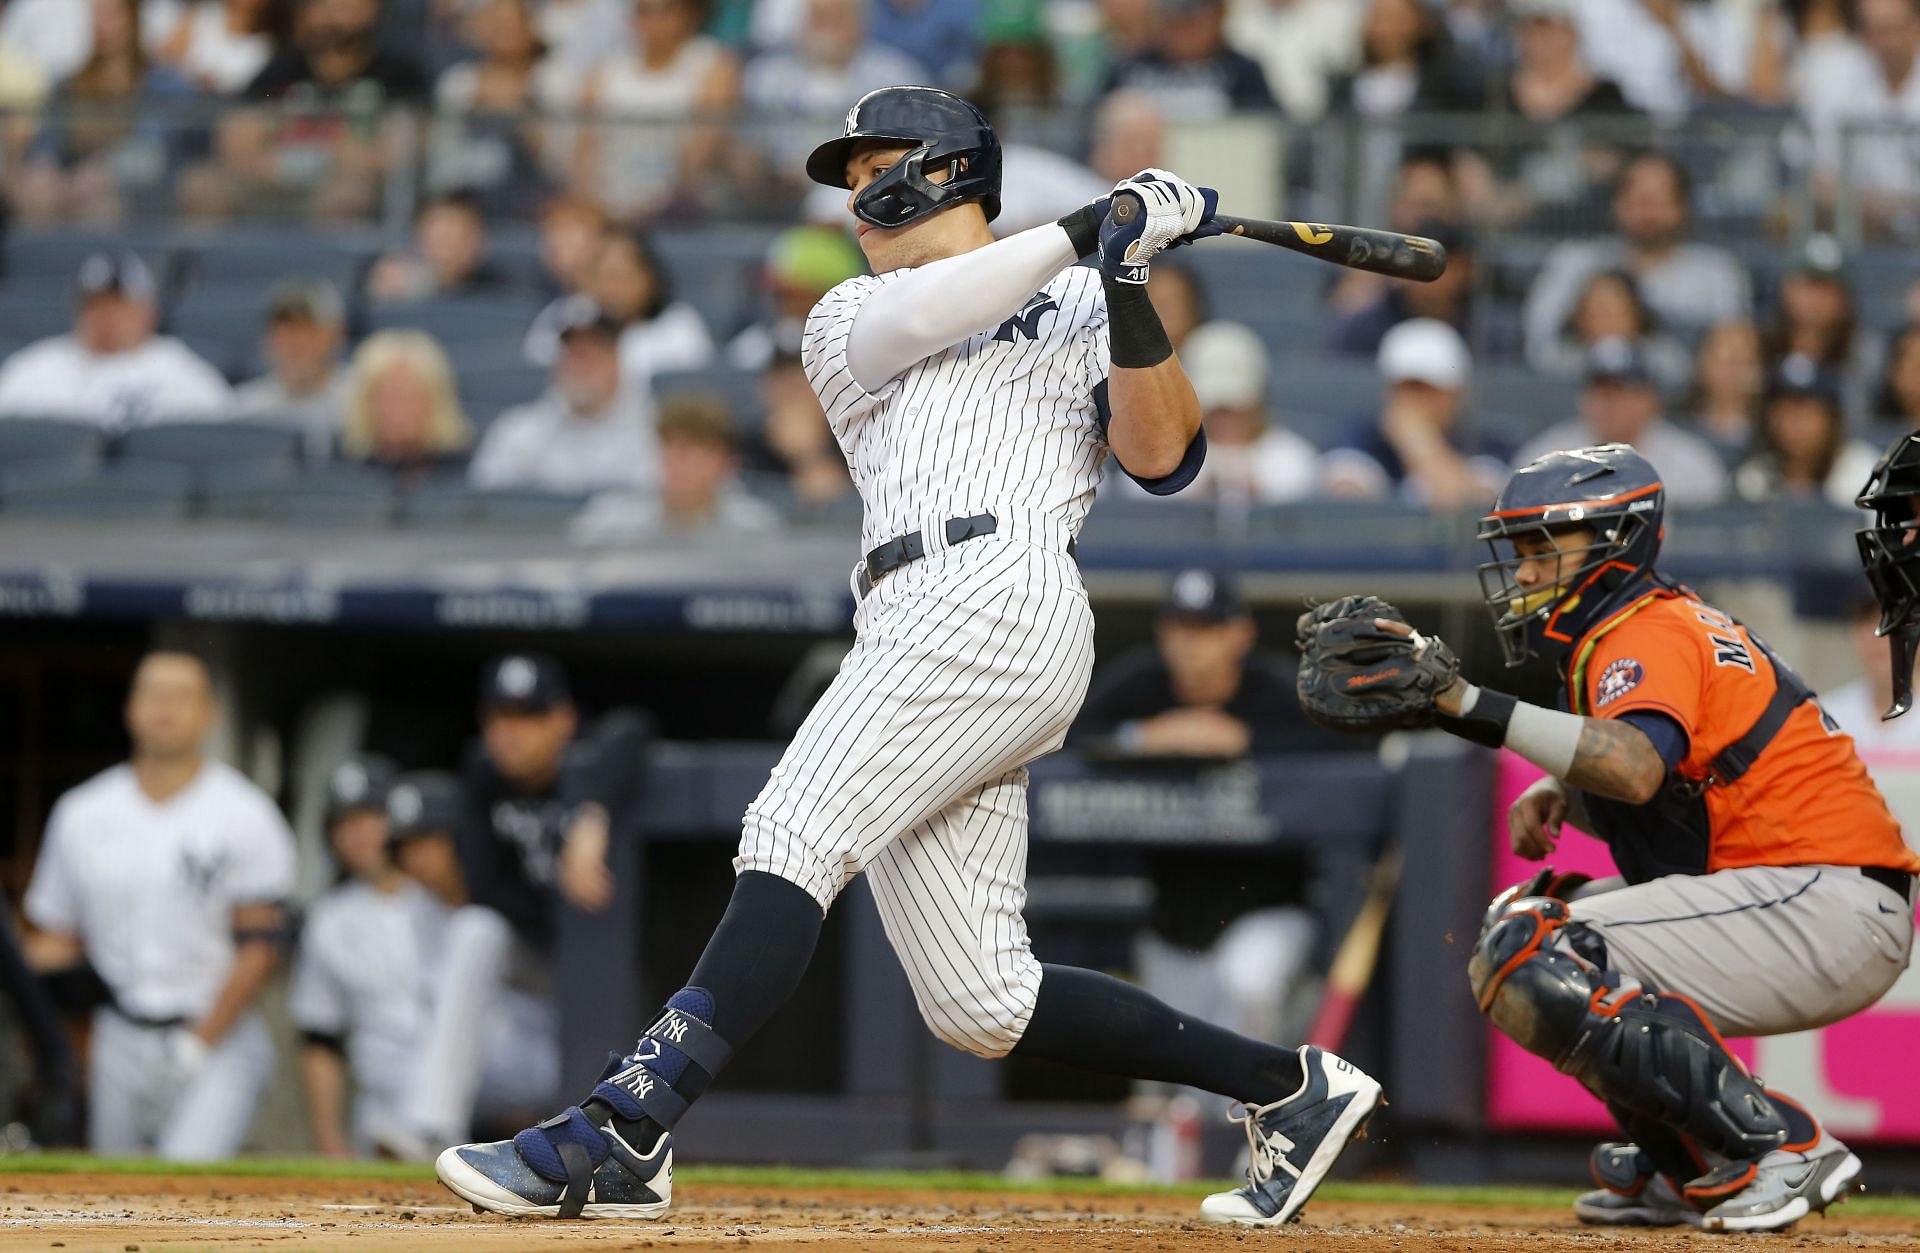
<box><xmin>1476</xmin><ymin>444</ymin><xmax>1666</xmax><ymax>667</ymax></box>
<box><xmin>1855</xmin><ymin>431</ymin><xmax>1920</xmax><ymax>717</ymax></box>
<box><xmin>805</xmin><ymin>86</ymin><xmax>1002</xmax><ymax>229</ymax></box>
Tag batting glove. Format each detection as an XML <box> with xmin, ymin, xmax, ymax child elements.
<box><xmin>1098</xmin><ymin>169</ymin><xmax>1222</xmax><ymax>285</ymax></box>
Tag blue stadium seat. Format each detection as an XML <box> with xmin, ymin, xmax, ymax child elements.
<box><xmin>1268</xmin><ymin>353</ymin><xmax>1380</xmax><ymax>426</ymax></box>
<box><xmin>1475</xmin><ymin>366</ymin><xmax>1580</xmax><ymax>428</ymax></box>
<box><xmin>0</xmin><ymin>418</ymin><xmax>104</xmax><ymax>477</ymax></box>
<box><xmin>366</xmin><ymin>297</ymin><xmax>547</xmax><ymax>346</ymax></box>
<box><xmin>4</xmin><ymin>232</ymin><xmax>165</xmax><ymax>284</ymax></box>
<box><xmin>119</xmin><ymin>421</ymin><xmax>304</xmax><ymax>474</ymax></box>
<box><xmin>401</xmin><ymin>482</ymin><xmax>588</xmax><ymax>528</ymax></box>
<box><xmin>166</xmin><ymin>295</ymin><xmax>267</xmax><ymax>381</ymax></box>
<box><xmin>2</xmin><ymin>460</ymin><xmax>192</xmax><ymax>520</ymax></box>
<box><xmin>0</xmin><ymin>293</ymin><xmax>81</xmax><ymax>344</ymax></box>
<box><xmin>652</xmin><ymin>225</ymin><xmax>776</xmax><ymax>341</ymax></box>
<box><xmin>201</xmin><ymin>463</ymin><xmax>396</xmax><ymax>526</ymax></box>
<box><xmin>173</xmin><ymin>232</ymin><xmax>374</xmax><ymax>292</ymax></box>
<box><xmin>458</xmin><ymin>358</ymin><xmax>549</xmax><ymax>423</ymax></box>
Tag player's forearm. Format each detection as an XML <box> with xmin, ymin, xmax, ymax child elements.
<box><xmin>847</xmin><ymin>223</ymin><xmax>1079</xmax><ymax>391</ymax></box>
<box><xmin>301</xmin><ymin>1044</ymin><xmax>352</xmax><ymax>1157</ymax></box>
<box><xmin>1437</xmin><ymin>679</ymin><xmax>1666</xmax><ymax>804</ymax></box>
<box><xmin>1106</xmin><ymin>356</ymin><xmax>1203</xmax><ymax>479</ymax></box>
<box><xmin>22</xmin><ymin>928</ymin><xmax>83</xmax><ymax>972</ymax></box>
<box><xmin>194</xmin><ymin>939</ymin><xmax>277</xmax><ymax>1046</ymax></box>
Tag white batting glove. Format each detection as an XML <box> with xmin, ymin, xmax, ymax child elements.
<box><xmin>167</xmin><ymin>1026</ymin><xmax>210</xmax><ymax>1078</ymax></box>
<box><xmin>1099</xmin><ymin>169</ymin><xmax>1222</xmax><ymax>285</ymax></box>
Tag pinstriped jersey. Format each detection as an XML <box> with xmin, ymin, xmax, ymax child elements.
<box><xmin>802</xmin><ymin>264</ymin><xmax>1111</xmax><ymax>552</ymax></box>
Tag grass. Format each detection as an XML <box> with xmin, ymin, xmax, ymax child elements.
<box><xmin>4</xmin><ymin>1153</ymin><xmax>1917</xmax><ymax>1218</ymax></box>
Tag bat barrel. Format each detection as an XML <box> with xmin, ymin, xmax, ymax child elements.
<box><xmin>1214</xmin><ymin>214</ymin><xmax>1449</xmax><ymax>282</ymax></box>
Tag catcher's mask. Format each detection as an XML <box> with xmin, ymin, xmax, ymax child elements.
<box><xmin>1855</xmin><ymin>430</ymin><xmax>1920</xmax><ymax>718</ymax></box>
<box><xmin>804</xmin><ymin>86</ymin><xmax>1002</xmax><ymax>229</ymax></box>
<box><xmin>1476</xmin><ymin>445</ymin><xmax>1665</xmax><ymax>667</ymax></box>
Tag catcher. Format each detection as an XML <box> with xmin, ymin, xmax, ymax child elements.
<box><xmin>1299</xmin><ymin>443</ymin><xmax>1917</xmax><ymax>1233</ymax></box>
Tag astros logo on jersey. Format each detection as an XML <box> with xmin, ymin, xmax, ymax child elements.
<box><xmin>1596</xmin><ymin>658</ymin><xmax>1643</xmax><ymax>707</ymax></box>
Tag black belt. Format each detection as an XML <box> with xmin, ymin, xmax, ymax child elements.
<box><xmin>1861</xmin><ymin>864</ymin><xmax>1916</xmax><ymax>902</ymax></box>
<box><xmin>856</xmin><ymin>512</ymin><xmax>1075</xmax><ymax>598</ymax></box>
<box><xmin>109</xmin><ymin>1005</ymin><xmax>188</xmax><ymax>1031</ymax></box>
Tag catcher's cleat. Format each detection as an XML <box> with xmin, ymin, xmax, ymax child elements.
<box><xmin>436</xmin><ymin>1106</ymin><xmax>673</xmax><ymax>1220</ymax></box>
<box><xmin>1198</xmin><ymin>1046</ymin><xmax>1383</xmax><ymax>1227</ymax></box>
<box><xmin>1696</xmin><ymin>1134</ymin><xmax>1860</xmax><ymax>1233</ymax></box>
<box><xmin>1573</xmin><ymin>1142</ymin><xmax>1701</xmax><ymax>1227</ymax></box>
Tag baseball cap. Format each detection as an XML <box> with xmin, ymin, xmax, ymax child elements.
<box><xmin>1766</xmin><ymin>353</ymin><xmax>1844</xmax><ymax>408</ymax></box>
<box><xmin>551</xmin><ymin>294</ymin><xmax>623</xmax><ymax>343</ymax></box>
<box><xmin>1792</xmin><ymin>232</ymin><xmax>1846</xmax><ymax>279</ymax></box>
<box><xmin>765</xmin><ymin>226</ymin><xmax>866</xmax><ymax>296</ymax></box>
<box><xmin>325</xmin><ymin>754</ymin><xmax>397</xmax><ymax>825</ymax></box>
<box><xmin>76</xmin><ymin>251</ymin><xmax>156</xmax><ymax>303</ymax></box>
<box><xmin>1161</xmin><ymin>568</ymin><xmax>1247</xmax><ymax>624</ymax></box>
<box><xmin>386</xmin><ymin>770</ymin><xmax>462</xmax><ymax>842</ymax></box>
<box><xmin>265</xmin><ymin>277</ymin><xmax>346</xmax><ymax>325</ymax></box>
<box><xmin>479</xmin><ymin>652</ymin><xmax>572</xmax><ymax>713</ymax></box>
<box><xmin>1378</xmin><ymin>318</ymin><xmax>1471</xmax><ymax>389</ymax></box>
<box><xmin>1583</xmin><ymin>336</ymin><xmax>1656</xmax><ymax>387</ymax></box>
<box><xmin>1184</xmin><ymin>321</ymin><xmax>1270</xmax><ymax>411</ymax></box>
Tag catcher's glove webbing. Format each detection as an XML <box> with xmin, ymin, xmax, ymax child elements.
<box><xmin>1295</xmin><ymin>595</ymin><xmax>1459</xmax><ymax>733</ymax></box>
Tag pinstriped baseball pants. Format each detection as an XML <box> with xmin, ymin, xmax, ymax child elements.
<box><xmin>736</xmin><ymin>534</ymin><xmax>1095</xmax><ymax>1058</ymax></box>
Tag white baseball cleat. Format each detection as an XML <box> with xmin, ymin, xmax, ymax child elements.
<box><xmin>1697</xmin><ymin>1134</ymin><xmax>1861</xmax><ymax>1233</ymax></box>
<box><xmin>1198</xmin><ymin>1045</ymin><xmax>1383</xmax><ymax>1227</ymax></box>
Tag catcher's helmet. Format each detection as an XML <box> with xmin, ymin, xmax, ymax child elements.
<box><xmin>1476</xmin><ymin>444</ymin><xmax>1666</xmax><ymax>667</ymax></box>
<box><xmin>805</xmin><ymin>86</ymin><xmax>1002</xmax><ymax>229</ymax></box>
<box><xmin>1855</xmin><ymin>431</ymin><xmax>1920</xmax><ymax>717</ymax></box>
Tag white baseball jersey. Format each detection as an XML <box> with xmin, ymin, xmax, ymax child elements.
<box><xmin>25</xmin><ymin>761</ymin><xmax>296</xmax><ymax>1021</ymax></box>
<box><xmin>0</xmin><ymin>334</ymin><xmax>233</xmax><ymax>428</ymax></box>
<box><xmin>804</xmin><ymin>264</ymin><xmax>1112</xmax><ymax>554</ymax></box>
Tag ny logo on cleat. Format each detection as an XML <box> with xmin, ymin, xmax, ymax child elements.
<box><xmin>992</xmin><ymin>293</ymin><xmax>1058</xmax><ymax>343</ymax></box>
<box><xmin>618</xmin><ymin>1065</ymin><xmax>656</xmax><ymax>1101</ymax></box>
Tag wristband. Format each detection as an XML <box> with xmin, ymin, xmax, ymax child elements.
<box><xmin>1102</xmin><ymin>276</ymin><xmax>1172</xmax><ymax>369</ymax></box>
<box><xmin>1057</xmin><ymin>205</ymin><xmax>1102</xmax><ymax>260</ymax></box>
<box><xmin>1434</xmin><ymin>684</ymin><xmax>1515</xmax><ymax>749</ymax></box>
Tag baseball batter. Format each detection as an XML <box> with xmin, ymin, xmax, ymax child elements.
<box><xmin>438</xmin><ymin>86</ymin><xmax>1381</xmax><ymax>1227</ymax></box>
<box><xmin>21</xmin><ymin>652</ymin><xmax>295</xmax><ymax>1160</ymax></box>
<box><xmin>1297</xmin><ymin>444</ymin><xmax>1917</xmax><ymax>1233</ymax></box>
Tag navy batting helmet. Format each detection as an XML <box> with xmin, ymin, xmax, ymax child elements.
<box><xmin>1476</xmin><ymin>444</ymin><xmax>1666</xmax><ymax>666</ymax></box>
<box><xmin>1855</xmin><ymin>431</ymin><xmax>1920</xmax><ymax>717</ymax></box>
<box><xmin>805</xmin><ymin>86</ymin><xmax>1002</xmax><ymax>229</ymax></box>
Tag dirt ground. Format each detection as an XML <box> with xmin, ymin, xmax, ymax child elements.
<box><xmin>0</xmin><ymin>1173</ymin><xmax>1915</xmax><ymax>1252</ymax></box>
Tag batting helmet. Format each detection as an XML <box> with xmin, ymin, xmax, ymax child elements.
<box><xmin>805</xmin><ymin>86</ymin><xmax>1002</xmax><ymax>229</ymax></box>
<box><xmin>1855</xmin><ymin>431</ymin><xmax>1920</xmax><ymax>716</ymax></box>
<box><xmin>1476</xmin><ymin>444</ymin><xmax>1666</xmax><ymax>666</ymax></box>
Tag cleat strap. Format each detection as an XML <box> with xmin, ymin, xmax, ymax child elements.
<box><xmin>595</xmin><ymin>1064</ymin><xmax>691</xmax><ymax>1128</ymax></box>
<box><xmin>642</xmin><ymin>1005</ymin><xmax>732</xmax><ymax>1076</ymax></box>
<box><xmin>555</xmin><ymin>1137</ymin><xmax>594</xmax><ymax>1219</ymax></box>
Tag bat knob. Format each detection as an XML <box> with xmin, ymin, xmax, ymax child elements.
<box><xmin>1111</xmin><ymin>193</ymin><xmax>1140</xmax><ymax>225</ymax></box>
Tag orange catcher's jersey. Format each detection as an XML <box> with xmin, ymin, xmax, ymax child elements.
<box><xmin>1569</xmin><ymin>587</ymin><xmax>1918</xmax><ymax>875</ymax></box>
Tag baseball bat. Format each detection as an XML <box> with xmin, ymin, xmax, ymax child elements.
<box><xmin>1109</xmin><ymin>194</ymin><xmax>1448</xmax><ymax>282</ymax></box>
<box><xmin>1305</xmin><ymin>847</ymin><xmax>1404</xmax><ymax>1052</ymax></box>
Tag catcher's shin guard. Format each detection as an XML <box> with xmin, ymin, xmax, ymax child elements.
<box><xmin>1468</xmin><ymin>898</ymin><xmax>1807</xmax><ymax>1165</ymax></box>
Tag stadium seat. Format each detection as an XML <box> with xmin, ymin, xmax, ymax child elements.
<box><xmin>201</xmin><ymin>464</ymin><xmax>396</xmax><ymax>526</ymax></box>
<box><xmin>119</xmin><ymin>421</ymin><xmax>304</xmax><ymax>475</ymax></box>
<box><xmin>2</xmin><ymin>460</ymin><xmax>192</xmax><ymax>520</ymax></box>
<box><xmin>1268</xmin><ymin>353</ymin><xmax>1380</xmax><ymax>426</ymax></box>
<box><xmin>172</xmin><ymin>232</ymin><xmax>374</xmax><ymax>292</ymax></box>
<box><xmin>401</xmin><ymin>483</ymin><xmax>588</xmax><ymax>529</ymax></box>
<box><xmin>366</xmin><ymin>297</ymin><xmax>547</xmax><ymax>346</ymax></box>
<box><xmin>0</xmin><ymin>293</ymin><xmax>82</xmax><ymax>344</ymax></box>
<box><xmin>654</xmin><ymin>367</ymin><xmax>765</xmax><ymax>436</ymax></box>
<box><xmin>458</xmin><ymin>357</ymin><xmax>549</xmax><ymax>422</ymax></box>
<box><xmin>1476</xmin><ymin>366</ymin><xmax>1580</xmax><ymax>425</ymax></box>
<box><xmin>166</xmin><ymin>294</ymin><xmax>268</xmax><ymax>381</ymax></box>
<box><xmin>0</xmin><ymin>418</ymin><xmax>104</xmax><ymax>478</ymax></box>
<box><xmin>653</xmin><ymin>225</ymin><xmax>775</xmax><ymax>341</ymax></box>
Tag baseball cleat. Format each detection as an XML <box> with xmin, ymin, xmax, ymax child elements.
<box><xmin>1198</xmin><ymin>1045</ymin><xmax>1383</xmax><ymax>1227</ymax></box>
<box><xmin>436</xmin><ymin>1105</ymin><xmax>672</xmax><ymax>1220</ymax></box>
<box><xmin>1696</xmin><ymin>1134</ymin><xmax>1860</xmax><ymax>1233</ymax></box>
<box><xmin>1573</xmin><ymin>1142</ymin><xmax>1701</xmax><ymax>1227</ymax></box>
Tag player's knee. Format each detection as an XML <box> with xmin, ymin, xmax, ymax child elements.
<box><xmin>734</xmin><ymin>812</ymin><xmax>842</xmax><ymax>912</ymax></box>
<box><xmin>913</xmin><ymin>973</ymin><xmax>1039</xmax><ymax>1060</ymax></box>
<box><xmin>1466</xmin><ymin>896</ymin><xmax>1610</xmax><ymax>1066</ymax></box>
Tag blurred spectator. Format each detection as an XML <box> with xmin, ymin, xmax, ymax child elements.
<box><xmin>1328</xmin><ymin>0</ymin><xmax>1483</xmax><ymax>117</ymax></box>
<box><xmin>13</xmin><ymin>0</ymin><xmax>198</xmax><ymax>228</ymax></box>
<box><xmin>214</xmin><ymin>0</ymin><xmax>430</xmax><ymax>221</ymax></box>
<box><xmin>1501</xmin><ymin>0</ymin><xmax>1637</xmax><ymax>122</ymax></box>
<box><xmin>870</xmin><ymin>0</ymin><xmax>980</xmax><ymax>85</ymax></box>
<box><xmin>1790</xmin><ymin>0</ymin><xmax>1871</xmax><ymax>105</ymax></box>
<box><xmin>1531</xmin><ymin>267</ymin><xmax>1691</xmax><ymax>390</ymax></box>
<box><xmin>744</xmin><ymin>0</ymin><xmax>927</xmax><ymax>175</ymax></box>
<box><xmin>1825</xmin><ymin>595</ymin><xmax>1920</xmax><ymax>750</ymax></box>
<box><xmin>1223</xmin><ymin>0</ymin><xmax>1363</xmax><ymax>120</ymax></box>
<box><xmin>0</xmin><ymin>0</ymin><xmax>91</xmax><ymax>84</ymax></box>
<box><xmin>1321</xmin><ymin>318</ymin><xmax>1508</xmax><ymax>510</ymax></box>
<box><xmin>1326</xmin><ymin>221</ymin><xmax>1517</xmax><ymax>359</ymax></box>
<box><xmin>1087</xmin><ymin>87</ymin><xmax>1167</xmax><ymax>184</ymax></box>
<box><xmin>1874</xmin><ymin>323</ymin><xmax>1920</xmax><ymax>431</ymax></box>
<box><xmin>1071</xmin><ymin>568</ymin><xmax>1316</xmax><ymax>756</ymax></box>
<box><xmin>365</xmin><ymin>192</ymin><xmax>515</xmax><ymax>303</ymax></box>
<box><xmin>726</xmin><ymin>225</ymin><xmax>866</xmax><ymax>370</ymax></box>
<box><xmin>562</xmin><ymin>0</ymin><xmax>741</xmax><ymax>219</ymax></box>
<box><xmin>20</xmin><ymin>652</ymin><xmax>294</xmax><ymax>1160</ymax></box>
<box><xmin>588</xmin><ymin>226</ymin><xmax>716</xmax><ymax>388</ymax></box>
<box><xmin>534</xmin><ymin>196</ymin><xmax>608</xmax><ymax>298</ymax></box>
<box><xmin>146</xmin><ymin>0</ymin><xmax>287</xmax><ymax>95</ymax></box>
<box><xmin>0</xmin><ymin>252</ymin><xmax>231</xmax><ymax>427</ymax></box>
<box><xmin>1177</xmin><ymin>321</ymin><xmax>1317</xmax><ymax>502</ymax></box>
<box><xmin>1733</xmin><ymin>355</ymin><xmax>1880</xmax><ymax>506</ymax></box>
<box><xmin>470</xmin><ymin>300</ymin><xmax>658</xmax><ymax>493</ymax></box>
<box><xmin>573</xmin><ymin>393</ymin><xmax>779</xmax><ymax>539</ymax></box>
<box><xmin>1147</xmin><ymin>262</ymin><xmax>1206</xmax><ymax>351</ymax></box>
<box><xmin>759</xmin><ymin>348</ymin><xmax>853</xmax><ymax>509</ymax></box>
<box><xmin>1101</xmin><ymin>0</ymin><xmax>1278</xmax><ymax>120</ymax></box>
<box><xmin>534</xmin><ymin>0</ymin><xmax>631</xmax><ymax>68</ymax></box>
<box><xmin>1569</xmin><ymin>0</ymin><xmax>1701</xmax><ymax>118</ymax></box>
<box><xmin>1763</xmin><ymin>235</ymin><xmax>1877</xmax><ymax>412</ymax></box>
<box><xmin>1684</xmin><ymin>318</ymin><xmax>1765</xmax><ymax>458</ymax></box>
<box><xmin>429</xmin><ymin>0</ymin><xmax>570</xmax><ymax>215</ymax></box>
<box><xmin>1515</xmin><ymin>337</ymin><xmax>1728</xmax><ymax>506</ymax></box>
<box><xmin>386</xmin><ymin>770</ymin><xmax>468</xmax><ymax>907</ymax></box>
<box><xmin>1524</xmin><ymin>151</ymin><xmax>1750</xmax><ymax>364</ymax></box>
<box><xmin>1801</xmin><ymin>0</ymin><xmax>1920</xmax><ymax>236</ymax></box>
<box><xmin>229</xmin><ymin>277</ymin><xmax>351</xmax><ymax>456</ymax></box>
<box><xmin>341</xmin><ymin>329</ymin><xmax>473</xmax><ymax>477</ymax></box>
<box><xmin>970</xmin><ymin>24</ymin><xmax>1058</xmax><ymax>120</ymax></box>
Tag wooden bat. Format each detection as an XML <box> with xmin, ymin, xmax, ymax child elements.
<box><xmin>1110</xmin><ymin>195</ymin><xmax>1448</xmax><ymax>282</ymax></box>
<box><xmin>1305</xmin><ymin>847</ymin><xmax>1404</xmax><ymax>1052</ymax></box>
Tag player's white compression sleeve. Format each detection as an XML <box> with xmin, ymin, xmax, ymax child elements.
<box><xmin>846</xmin><ymin>223</ymin><xmax>1080</xmax><ymax>393</ymax></box>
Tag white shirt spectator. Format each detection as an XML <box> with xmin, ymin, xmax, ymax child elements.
<box><xmin>534</xmin><ymin>0</ymin><xmax>632</xmax><ymax>67</ymax></box>
<box><xmin>745</xmin><ymin>41</ymin><xmax>928</xmax><ymax>170</ymax></box>
<box><xmin>229</xmin><ymin>373</ymin><xmax>351</xmax><ymax>457</ymax></box>
<box><xmin>0</xmin><ymin>0</ymin><xmax>90</xmax><ymax>83</ymax></box>
<box><xmin>560</xmin><ymin>35</ymin><xmax>728</xmax><ymax>216</ymax></box>
<box><xmin>1733</xmin><ymin>438</ymin><xmax>1881</xmax><ymax>508</ymax></box>
<box><xmin>1515</xmin><ymin>417</ymin><xmax>1729</xmax><ymax>507</ymax></box>
<box><xmin>1523</xmin><ymin>241</ymin><xmax>1751</xmax><ymax>363</ymax></box>
<box><xmin>0</xmin><ymin>335</ymin><xmax>232</xmax><ymax>428</ymax></box>
<box><xmin>1573</xmin><ymin>0</ymin><xmax>1689</xmax><ymax>117</ymax></box>
<box><xmin>1223</xmin><ymin>0</ymin><xmax>1364</xmax><ymax>120</ymax></box>
<box><xmin>993</xmin><ymin>143</ymin><xmax>1114</xmax><ymax>236</ymax></box>
<box><xmin>1800</xmin><ymin>37</ymin><xmax>1920</xmax><ymax>202</ymax></box>
<box><xmin>617</xmin><ymin>303</ymin><xmax>715</xmax><ymax>393</ymax></box>
<box><xmin>142</xmin><ymin>0</ymin><xmax>274</xmax><ymax>94</ymax></box>
<box><xmin>469</xmin><ymin>389</ymin><xmax>660</xmax><ymax>493</ymax></box>
<box><xmin>24</xmin><ymin>761</ymin><xmax>296</xmax><ymax>1022</ymax></box>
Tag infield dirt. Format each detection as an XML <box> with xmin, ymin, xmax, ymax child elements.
<box><xmin>1</xmin><ymin>1171</ymin><xmax>1915</xmax><ymax>1252</ymax></box>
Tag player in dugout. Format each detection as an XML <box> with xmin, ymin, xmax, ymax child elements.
<box><xmin>1296</xmin><ymin>442</ymin><xmax>1916</xmax><ymax>1232</ymax></box>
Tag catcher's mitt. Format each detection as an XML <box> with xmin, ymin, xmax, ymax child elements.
<box><xmin>1296</xmin><ymin>595</ymin><xmax>1459</xmax><ymax>733</ymax></box>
